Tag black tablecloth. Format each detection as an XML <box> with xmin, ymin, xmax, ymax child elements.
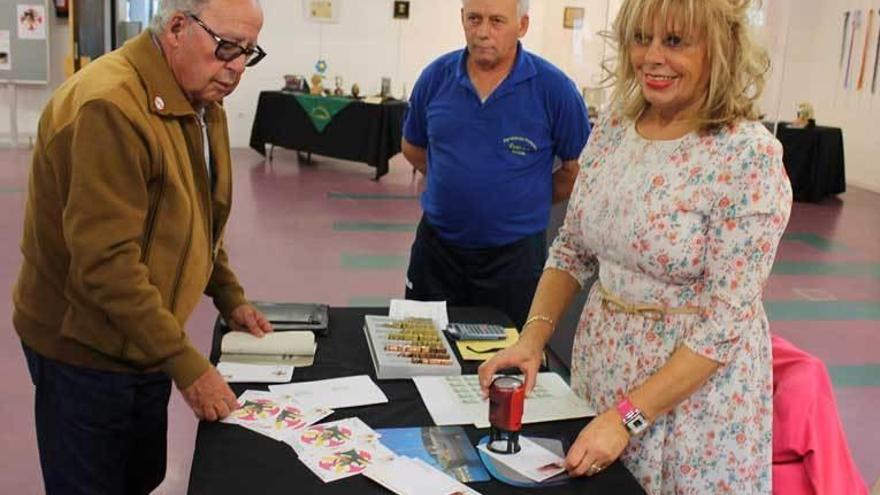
<box><xmin>188</xmin><ymin>307</ymin><xmax>646</xmax><ymax>495</ymax></box>
<box><xmin>773</xmin><ymin>122</ymin><xmax>846</xmax><ymax>202</ymax></box>
<box><xmin>249</xmin><ymin>91</ymin><xmax>407</xmax><ymax>179</ymax></box>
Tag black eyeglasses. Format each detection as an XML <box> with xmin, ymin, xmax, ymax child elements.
<box><xmin>186</xmin><ymin>13</ymin><xmax>267</xmax><ymax>67</ymax></box>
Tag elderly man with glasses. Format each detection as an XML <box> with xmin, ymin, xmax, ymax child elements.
<box><xmin>13</xmin><ymin>0</ymin><xmax>270</xmax><ymax>493</ymax></box>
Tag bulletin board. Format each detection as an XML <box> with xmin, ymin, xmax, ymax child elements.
<box><xmin>0</xmin><ymin>0</ymin><xmax>50</xmax><ymax>84</ymax></box>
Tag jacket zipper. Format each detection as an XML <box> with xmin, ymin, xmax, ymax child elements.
<box><xmin>121</xmin><ymin>154</ymin><xmax>168</xmax><ymax>359</ymax></box>
<box><xmin>195</xmin><ymin>114</ymin><xmax>215</xmax><ymax>262</ymax></box>
<box><xmin>140</xmin><ymin>163</ymin><xmax>167</xmax><ymax>264</ymax></box>
<box><xmin>168</xmin><ymin>204</ymin><xmax>194</xmax><ymax>314</ymax></box>
<box><xmin>170</xmin><ymin>114</ymin><xmax>213</xmax><ymax>313</ymax></box>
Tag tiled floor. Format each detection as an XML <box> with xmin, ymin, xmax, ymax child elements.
<box><xmin>0</xmin><ymin>147</ymin><xmax>877</xmax><ymax>493</ymax></box>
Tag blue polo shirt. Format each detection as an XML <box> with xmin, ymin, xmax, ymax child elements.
<box><xmin>404</xmin><ymin>44</ymin><xmax>590</xmax><ymax>248</ymax></box>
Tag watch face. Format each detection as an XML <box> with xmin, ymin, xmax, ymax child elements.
<box><xmin>626</xmin><ymin>414</ymin><xmax>649</xmax><ymax>435</ymax></box>
<box><xmin>632</xmin><ymin>417</ymin><xmax>646</xmax><ymax>430</ymax></box>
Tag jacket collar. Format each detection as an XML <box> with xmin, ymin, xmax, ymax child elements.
<box><xmin>122</xmin><ymin>31</ymin><xmax>214</xmax><ymax>118</ymax></box>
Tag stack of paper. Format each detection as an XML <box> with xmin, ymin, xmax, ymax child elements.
<box><xmin>364</xmin><ymin>456</ymin><xmax>483</xmax><ymax>495</ymax></box>
<box><xmin>216</xmin><ymin>362</ymin><xmax>293</xmax><ymax>383</ymax></box>
<box><xmin>221</xmin><ymin>390</ymin><xmax>333</xmax><ymax>442</ymax></box>
<box><xmin>220</xmin><ymin>331</ymin><xmax>317</xmax><ymax>367</ymax></box>
<box><xmin>412</xmin><ymin>372</ymin><xmax>594</xmax><ymax>428</ymax></box>
<box><xmin>269</xmin><ymin>375</ymin><xmax>389</xmax><ymax>409</ymax></box>
<box><xmin>287</xmin><ymin>417</ymin><xmax>396</xmax><ymax>482</ymax></box>
<box><xmin>220</xmin><ymin>375</ymin><xmax>488</xmax><ymax>490</ymax></box>
<box><xmin>222</xmin><ymin>386</ymin><xmax>398</xmax><ymax>484</ymax></box>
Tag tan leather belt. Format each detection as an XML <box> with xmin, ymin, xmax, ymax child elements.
<box><xmin>597</xmin><ymin>284</ymin><xmax>703</xmax><ymax>321</ymax></box>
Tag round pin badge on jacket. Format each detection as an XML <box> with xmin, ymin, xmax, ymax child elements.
<box><xmin>154</xmin><ymin>96</ymin><xmax>165</xmax><ymax>111</ymax></box>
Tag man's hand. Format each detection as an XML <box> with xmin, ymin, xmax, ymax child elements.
<box><xmin>181</xmin><ymin>367</ymin><xmax>239</xmax><ymax>421</ymax></box>
<box><xmin>227</xmin><ymin>304</ymin><xmax>273</xmax><ymax>337</ymax></box>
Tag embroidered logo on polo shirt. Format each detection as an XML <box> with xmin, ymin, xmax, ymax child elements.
<box><xmin>503</xmin><ymin>136</ymin><xmax>538</xmax><ymax>156</ymax></box>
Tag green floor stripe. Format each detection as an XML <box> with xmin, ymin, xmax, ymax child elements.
<box><xmin>333</xmin><ymin>221</ymin><xmax>417</xmax><ymax>232</ymax></box>
<box><xmin>829</xmin><ymin>365</ymin><xmax>880</xmax><ymax>388</ymax></box>
<box><xmin>348</xmin><ymin>296</ymin><xmax>394</xmax><ymax>307</ymax></box>
<box><xmin>341</xmin><ymin>253</ymin><xmax>408</xmax><ymax>269</ymax></box>
<box><xmin>782</xmin><ymin>233</ymin><xmax>850</xmax><ymax>253</ymax></box>
<box><xmin>0</xmin><ymin>187</ymin><xmax>24</xmax><ymax>193</ymax></box>
<box><xmin>764</xmin><ymin>301</ymin><xmax>880</xmax><ymax>320</ymax></box>
<box><xmin>328</xmin><ymin>192</ymin><xmax>419</xmax><ymax>201</ymax></box>
<box><xmin>771</xmin><ymin>261</ymin><xmax>880</xmax><ymax>278</ymax></box>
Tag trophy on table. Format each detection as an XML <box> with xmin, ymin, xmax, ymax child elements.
<box><xmin>310</xmin><ymin>59</ymin><xmax>328</xmax><ymax>96</ymax></box>
<box><xmin>380</xmin><ymin>77</ymin><xmax>392</xmax><ymax>99</ymax></box>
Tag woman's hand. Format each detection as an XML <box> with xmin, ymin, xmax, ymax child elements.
<box><xmin>477</xmin><ymin>333</ymin><xmax>544</xmax><ymax>395</ymax></box>
<box><xmin>565</xmin><ymin>408</ymin><xmax>631</xmax><ymax>477</ymax></box>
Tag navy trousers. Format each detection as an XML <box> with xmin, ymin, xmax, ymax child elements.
<box><xmin>23</xmin><ymin>345</ymin><xmax>172</xmax><ymax>495</ymax></box>
<box><xmin>405</xmin><ymin>217</ymin><xmax>546</xmax><ymax>329</ymax></box>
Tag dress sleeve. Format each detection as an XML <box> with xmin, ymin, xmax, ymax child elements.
<box><xmin>544</xmin><ymin>115</ymin><xmax>609</xmax><ymax>286</ymax></box>
<box><xmin>684</xmin><ymin>132</ymin><xmax>792</xmax><ymax>363</ymax></box>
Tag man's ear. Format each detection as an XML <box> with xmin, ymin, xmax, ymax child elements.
<box><xmin>165</xmin><ymin>11</ymin><xmax>189</xmax><ymax>46</ymax></box>
<box><xmin>518</xmin><ymin>14</ymin><xmax>530</xmax><ymax>38</ymax></box>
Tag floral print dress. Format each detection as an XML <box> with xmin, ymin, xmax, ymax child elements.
<box><xmin>547</xmin><ymin>113</ymin><xmax>792</xmax><ymax>494</ymax></box>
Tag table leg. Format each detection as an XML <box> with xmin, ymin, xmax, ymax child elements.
<box><xmin>296</xmin><ymin>151</ymin><xmax>315</xmax><ymax>164</ymax></box>
<box><xmin>269</xmin><ymin>145</ymin><xmax>275</xmax><ymax>161</ymax></box>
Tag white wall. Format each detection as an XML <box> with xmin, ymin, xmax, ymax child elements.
<box><xmin>762</xmin><ymin>0</ymin><xmax>880</xmax><ymax>193</ymax></box>
<box><xmin>225</xmin><ymin>0</ymin><xmax>617</xmax><ymax>147</ymax></box>
<box><xmin>1</xmin><ymin>0</ymin><xmax>618</xmax><ymax>148</ymax></box>
<box><xmin>5</xmin><ymin>0</ymin><xmax>878</xmax><ymax>193</ymax></box>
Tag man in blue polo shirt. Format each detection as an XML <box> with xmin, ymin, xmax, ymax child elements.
<box><xmin>402</xmin><ymin>0</ymin><xmax>590</xmax><ymax>328</ymax></box>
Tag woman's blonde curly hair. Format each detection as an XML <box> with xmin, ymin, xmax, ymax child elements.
<box><xmin>607</xmin><ymin>0</ymin><xmax>769</xmax><ymax>131</ymax></box>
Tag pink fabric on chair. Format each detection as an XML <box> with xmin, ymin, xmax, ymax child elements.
<box><xmin>773</xmin><ymin>461</ymin><xmax>814</xmax><ymax>495</ymax></box>
<box><xmin>771</xmin><ymin>335</ymin><xmax>869</xmax><ymax>495</ymax></box>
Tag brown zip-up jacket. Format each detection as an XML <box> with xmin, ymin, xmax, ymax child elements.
<box><xmin>13</xmin><ymin>31</ymin><xmax>248</xmax><ymax>389</ymax></box>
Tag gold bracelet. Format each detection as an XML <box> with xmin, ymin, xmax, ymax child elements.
<box><xmin>523</xmin><ymin>314</ymin><xmax>554</xmax><ymax>330</ymax></box>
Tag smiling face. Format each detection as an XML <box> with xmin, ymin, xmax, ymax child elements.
<box><xmin>629</xmin><ymin>14</ymin><xmax>709</xmax><ymax>120</ymax></box>
<box><xmin>162</xmin><ymin>0</ymin><xmax>263</xmax><ymax>106</ymax></box>
<box><xmin>461</xmin><ymin>0</ymin><xmax>528</xmax><ymax>71</ymax></box>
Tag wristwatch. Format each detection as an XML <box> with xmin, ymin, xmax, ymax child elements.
<box><xmin>616</xmin><ymin>398</ymin><xmax>649</xmax><ymax>436</ymax></box>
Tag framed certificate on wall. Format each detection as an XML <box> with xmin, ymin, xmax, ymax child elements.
<box><xmin>304</xmin><ymin>0</ymin><xmax>339</xmax><ymax>23</ymax></box>
<box><xmin>563</xmin><ymin>7</ymin><xmax>584</xmax><ymax>29</ymax></box>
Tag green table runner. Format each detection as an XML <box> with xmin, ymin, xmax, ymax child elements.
<box><xmin>292</xmin><ymin>93</ymin><xmax>354</xmax><ymax>132</ymax></box>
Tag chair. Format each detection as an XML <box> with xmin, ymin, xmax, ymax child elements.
<box><xmin>772</xmin><ymin>335</ymin><xmax>869</xmax><ymax>495</ymax></box>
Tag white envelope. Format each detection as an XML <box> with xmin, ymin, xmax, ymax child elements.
<box><xmin>269</xmin><ymin>375</ymin><xmax>388</xmax><ymax>409</ymax></box>
<box><xmin>216</xmin><ymin>362</ymin><xmax>293</xmax><ymax>383</ymax></box>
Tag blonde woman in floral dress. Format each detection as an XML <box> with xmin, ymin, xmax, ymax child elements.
<box><xmin>479</xmin><ymin>0</ymin><xmax>792</xmax><ymax>493</ymax></box>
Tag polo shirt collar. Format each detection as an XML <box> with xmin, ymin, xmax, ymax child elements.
<box><xmin>122</xmin><ymin>31</ymin><xmax>204</xmax><ymax>117</ymax></box>
<box><xmin>455</xmin><ymin>41</ymin><xmax>537</xmax><ymax>89</ymax></box>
